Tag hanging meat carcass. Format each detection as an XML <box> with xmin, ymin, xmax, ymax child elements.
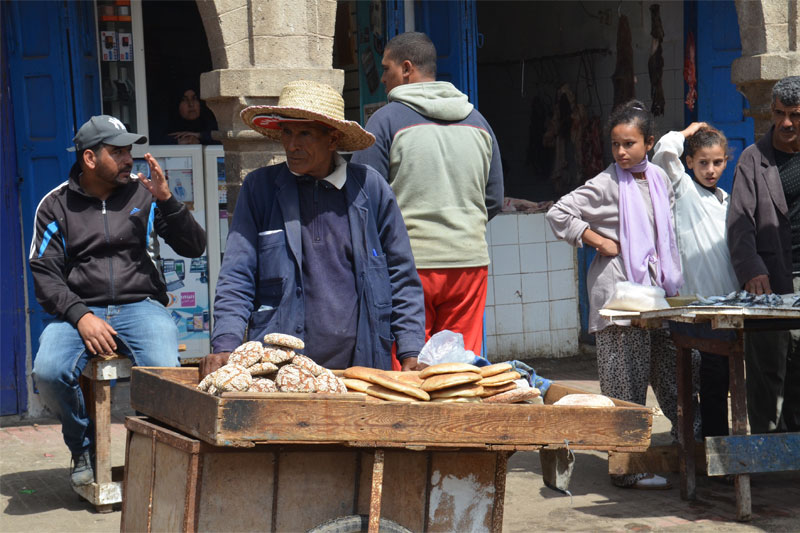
<box><xmin>612</xmin><ymin>14</ymin><xmax>635</xmax><ymax>109</ymax></box>
<box><xmin>648</xmin><ymin>4</ymin><xmax>665</xmax><ymax>116</ymax></box>
<box><xmin>684</xmin><ymin>32</ymin><xmax>697</xmax><ymax>111</ymax></box>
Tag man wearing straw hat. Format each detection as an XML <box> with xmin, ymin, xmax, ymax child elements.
<box><xmin>202</xmin><ymin>80</ymin><xmax>425</xmax><ymax>374</ymax></box>
<box><xmin>351</xmin><ymin>32</ymin><xmax>503</xmax><ymax>357</ymax></box>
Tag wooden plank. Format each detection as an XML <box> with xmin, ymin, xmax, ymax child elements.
<box><xmin>670</xmin><ymin>332</ymin><xmax>735</xmax><ymax>357</ymax></box>
<box><xmin>676</xmin><ymin>345</ymin><xmax>696</xmax><ymax>500</ymax></box>
<box><xmin>368</xmin><ymin>450</ymin><xmax>385</xmax><ymax>533</ymax></box>
<box><xmin>222</xmin><ymin>391</ymin><xmax>367</xmax><ymax>401</ymax></box>
<box><xmin>130</xmin><ymin>368</ymin><xmax>219</xmax><ymax>444</ymax></box>
<box><xmin>93</xmin><ymin>379</ymin><xmax>112</xmax><ymax>485</ymax></box>
<box><xmin>197</xmin><ymin>452</ymin><xmax>275</xmax><ymax>532</ymax></box>
<box><xmin>150</xmin><ymin>441</ymin><xmax>190</xmax><ymax>532</ymax></box>
<box><xmin>427</xmin><ymin>452</ymin><xmax>497</xmax><ymax>532</ymax></box>
<box><xmin>216</xmin><ymin>399</ymin><xmax>652</xmax><ymax>448</ymax></box>
<box><xmin>358</xmin><ymin>451</ymin><xmax>427</xmax><ymax>533</ymax></box>
<box><xmin>122</xmin><ymin>431</ymin><xmax>154</xmax><ymax>533</ymax></box>
<box><xmin>608</xmin><ymin>445</ymin><xmax>707</xmax><ymax>475</ymax></box>
<box><xmin>491</xmin><ymin>452</ymin><xmax>509</xmax><ymax>533</ymax></box>
<box><xmin>274</xmin><ymin>451</ymin><xmax>357</xmax><ymax>532</ymax></box>
<box><xmin>124</xmin><ymin>416</ymin><xmax>201</xmax><ymax>454</ymax></box>
<box><xmin>705</xmin><ymin>433</ymin><xmax>800</xmax><ymax>475</ymax></box>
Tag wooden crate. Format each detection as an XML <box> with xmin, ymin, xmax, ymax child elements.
<box><xmin>122</xmin><ymin>417</ymin><xmax>509</xmax><ymax>532</ymax></box>
<box><xmin>130</xmin><ymin>367</ymin><xmax>653</xmax><ymax>451</ymax></box>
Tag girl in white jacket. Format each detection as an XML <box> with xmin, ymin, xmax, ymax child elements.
<box><xmin>652</xmin><ymin>123</ymin><xmax>738</xmax><ymax>439</ymax></box>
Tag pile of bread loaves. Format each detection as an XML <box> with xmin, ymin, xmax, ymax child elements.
<box><xmin>343</xmin><ymin>362</ymin><xmax>542</xmax><ymax>404</ymax></box>
<box><xmin>197</xmin><ymin>334</ymin><xmax>347</xmax><ymax>395</ymax></box>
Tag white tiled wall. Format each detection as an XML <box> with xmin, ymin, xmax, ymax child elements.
<box><xmin>485</xmin><ymin>212</ymin><xmax>579</xmax><ymax>360</ymax></box>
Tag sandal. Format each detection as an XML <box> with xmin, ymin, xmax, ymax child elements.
<box><xmin>632</xmin><ymin>473</ymin><xmax>672</xmax><ymax>490</ymax></box>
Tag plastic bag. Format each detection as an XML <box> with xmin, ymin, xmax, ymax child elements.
<box><xmin>418</xmin><ymin>330</ymin><xmax>476</xmax><ymax>366</ymax></box>
<box><xmin>604</xmin><ymin>281</ymin><xmax>669</xmax><ymax>311</ymax></box>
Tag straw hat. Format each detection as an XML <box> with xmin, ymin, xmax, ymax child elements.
<box><xmin>240</xmin><ymin>80</ymin><xmax>375</xmax><ymax>152</ymax></box>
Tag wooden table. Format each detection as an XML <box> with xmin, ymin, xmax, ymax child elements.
<box><xmin>122</xmin><ymin>367</ymin><xmax>655</xmax><ymax>532</ymax></box>
<box><xmin>601</xmin><ymin>306</ymin><xmax>800</xmax><ymax>521</ymax></box>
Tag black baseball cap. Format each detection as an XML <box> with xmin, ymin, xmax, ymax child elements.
<box><xmin>67</xmin><ymin>115</ymin><xmax>147</xmax><ymax>152</ymax></box>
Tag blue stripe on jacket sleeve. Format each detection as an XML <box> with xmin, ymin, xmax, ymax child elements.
<box><xmin>38</xmin><ymin>221</ymin><xmax>60</xmax><ymax>258</ymax></box>
<box><xmin>146</xmin><ymin>202</ymin><xmax>156</xmax><ymax>249</ymax></box>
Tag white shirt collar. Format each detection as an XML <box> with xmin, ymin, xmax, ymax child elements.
<box><xmin>289</xmin><ymin>153</ymin><xmax>347</xmax><ymax>190</ymax></box>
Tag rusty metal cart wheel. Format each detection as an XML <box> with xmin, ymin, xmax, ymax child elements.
<box><xmin>308</xmin><ymin>515</ymin><xmax>412</xmax><ymax>533</ymax></box>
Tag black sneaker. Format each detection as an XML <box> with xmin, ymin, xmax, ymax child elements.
<box><xmin>70</xmin><ymin>450</ymin><xmax>94</xmax><ymax>486</ymax></box>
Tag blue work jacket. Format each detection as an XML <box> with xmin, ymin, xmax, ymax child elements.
<box><xmin>211</xmin><ymin>162</ymin><xmax>425</xmax><ymax>369</ymax></box>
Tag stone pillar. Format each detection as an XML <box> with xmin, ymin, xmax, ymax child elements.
<box><xmin>195</xmin><ymin>0</ymin><xmax>343</xmax><ymax>215</ymax></box>
<box><xmin>732</xmin><ymin>0</ymin><xmax>800</xmax><ymax>139</ymax></box>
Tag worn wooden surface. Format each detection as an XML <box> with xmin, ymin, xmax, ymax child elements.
<box><xmin>124</xmin><ymin>418</ymin><xmax>514</xmax><ymax>532</ymax></box>
<box><xmin>705</xmin><ymin>433</ymin><xmax>800</xmax><ymax>475</ymax></box>
<box><xmin>131</xmin><ymin>368</ymin><xmax>653</xmax><ymax>451</ymax></box>
<box><xmin>608</xmin><ymin>444</ymin><xmax>707</xmax><ymax>475</ymax></box>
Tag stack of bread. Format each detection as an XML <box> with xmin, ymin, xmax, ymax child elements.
<box><xmin>341</xmin><ymin>362</ymin><xmax>541</xmax><ymax>404</ymax></box>
<box><xmin>196</xmin><ymin>333</ymin><xmax>347</xmax><ymax>396</ymax></box>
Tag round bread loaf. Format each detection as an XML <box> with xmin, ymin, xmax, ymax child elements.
<box><xmin>364</xmin><ymin>384</ymin><xmax>417</xmax><ymax>402</ymax></box>
<box><xmin>370</xmin><ymin>373</ymin><xmax>430</xmax><ymax>401</ymax></box>
<box><xmin>553</xmin><ymin>394</ymin><xmax>615</xmax><ymax>407</ymax></box>
<box><xmin>477</xmin><ymin>371</ymin><xmax>521</xmax><ymax>387</ymax></box>
<box><xmin>314</xmin><ymin>369</ymin><xmax>344</xmax><ymax>393</ymax></box>
<box><xmin>478</xmin><ymin>362</ymin><xmax>513</xmax><ymax>378</ymax></box>
<box><xmin>484</xmin><ymin>387</ymin><xmax>541</xmax><ymax>404</ymax></box>
<box><xmin>421</xmin><ymin>371</ymin><xmax>482</xmax><ymax>392</ymax></box>
<box><xmin>197</xmin><ymin>370</ymin><xmax>216</xmax><ymax>392</ymax></box>
<box><xmin>419</xmin><ymin>362</ymin><xmax>481</xmax><ymax>379</ymax></box>
<box><xmin>343</xmin><ymin>378</ymin><xmax>372</xmax><ymax>392</ymax></box>
<box><xmin>229</xmin><ymin>341</ymin><xmax>265</xmax><ymax>367</ymax></box>
<box><xmin>248</xmin><ymin>361</ymin><xmax>279</xmax><ymax>376</ymax></box>
<box><xmin>214</xmin><ymin>364</ymin><xmax>253</xmax><ymax>392</ymax></box>
<box><xmin>263</xmin><ymin>333</ymin><xmax>304</xmax><ymax>350</ymax></box>
<box><xmin>431</xmin><ymin>397</ymin><xmax>482</xmax><ymax>403</ymax></box>
<box><xmin>262</xmin><ymin>346</ymin><xmax>295</xmax><ymax>365</ymax></box>
<box><xmin>478</xmin><ymin>382</ymin><xmax>517</xmax><ymax>398</ymax></box>
<box><xmin>343</xmin><ymin>366</ymin><xmax>386</xmax><ymax>382</ymax></box>
<box><xmin>248</xmin><ymin>378</ymin><xmax>278</xmax><ymax>393</ymax></box>
<box><xmin>275</xmin><ymin>364</ymin><xmax>317</xmax><ymax>392</ymax></box>
<box><xmin>293</xmin><ymin>354</ymin><xmax>327</xmax><ymax>377</ymax></box>
<box><xmin>429</xmin><ymin>383</ymin><xmax>484</xmax><ymax>399</ymax></box>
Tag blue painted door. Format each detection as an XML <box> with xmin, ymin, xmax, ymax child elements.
<box><xmin>413</xmin><ymin>0</ymin><xmax>477</xmax><ymax>103</ymax></box>
<box><xmin>5</xmin><ymin>0</ymin><xmax>100</xmax><ymax>404</ymax></box>
<box><xmin>688</xmin><ymin>0</ymin><xmax>754</xmax><ymax>192</ymax></box>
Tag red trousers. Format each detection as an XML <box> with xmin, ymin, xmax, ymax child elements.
<box><xmin>418</xmin><ymin>266</ymin><xmax>488</xmax><ymax>355</ymax></box>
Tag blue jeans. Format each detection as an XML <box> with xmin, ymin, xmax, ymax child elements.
<box><xmin>32</xmin><ymin>298</ymin><xmax>179</xmax><ymax>456</ymax></box>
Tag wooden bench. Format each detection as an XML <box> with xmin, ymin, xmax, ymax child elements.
<box><xmin>75</xmin><ymin>354</ymin><xmax>132</xmax><ymax>513</ymax></box>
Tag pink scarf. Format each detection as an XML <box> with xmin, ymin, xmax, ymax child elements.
<box><xmin>617</xmin><ymin>156</ymin><xmax>683</xmax><ymax>296</ymax></box>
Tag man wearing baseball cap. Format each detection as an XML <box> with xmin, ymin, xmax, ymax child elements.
<box><xmin>30</xmin><ymin>115</ymin><xmax>206</xmax><ymax>486</ymax></box>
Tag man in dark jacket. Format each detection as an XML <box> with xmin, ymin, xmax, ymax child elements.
<box><xmin>202</xmin><ymin>80</ymin><xmax>424</xmax><ymax>376</ymax></box>
<box><xmin>727</xmin><ymin>76</ymin><xmax>800</xmax><ymax>433</ymax></box>
<box><xmin>30</xmin><ymin>115</ymin><xmax>207</xmax><ymax>485</ymax></box>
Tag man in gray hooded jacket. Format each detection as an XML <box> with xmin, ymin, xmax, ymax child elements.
<box><xmin>351</xmin><ymin>32</ymin><xmax>503</xmax><ymax>357</ymax></box>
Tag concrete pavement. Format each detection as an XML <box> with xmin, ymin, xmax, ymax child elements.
<box><xmin>1</xmin><ymin>355</ymin><xmax>798</xmax><ymax>532</ymax></box>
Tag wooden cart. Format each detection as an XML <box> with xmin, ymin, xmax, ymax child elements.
<box><xmin>122</xmin><ymin>367</ymin><xmax>655</xmax><ymax>532</ymax></box>
<box><xmin>601</xmin><ymin>306</ymin><xmax>800</xmax><ymax>522</ymax></box>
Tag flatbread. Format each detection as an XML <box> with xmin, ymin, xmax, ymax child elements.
<box><xmin>478</xmin><ymin>382</ymin><xmax>517</xmax><ymax>398</ymax></box>
<box><xmin>364</xmin><ymin>384</ymin><xmax>417</xmax><ymax>402</ymax></box>
<box><xmin>419</xmin><ymin>362</ymin><xmax>481</xmax><ymax>379</ymax></box>
<box><xmin>370</xmin><ymin>373</ymin><xmax>430</xmax><ymax>401</ymax></box>
<box><xmin>343</xmin><ymin>366</ymin><xmax>386</xmax><ymax>382</ymax></box>
<box><xmin>478</xmin><ymin>362</ymin><xmax>513</xmax><ymax>378</ymax></box>
<box><xmin>431</xmin><ymin>397</ymin><xmax>482</xmax><ymax>403</ymax></box>
<box><xmin>553</xmin><ymin>394</ymin><xmax>616</xmax><ymax>407</ymax></box>
<box><xmin>343</xmin><ymin>378</ymin><xmax>372</xmax><ymax>392</ymax></box>
<box><xmin>394</xmin><ymin>372</ymin><xmax>424</xmax><ymax>387</ymax></box>
<box><xmin>429</xmin><ymin>383</ymin><xmax>484</xmax><ymax>399</ymax></box>
<box><xmin>484</xmin><ymin>387</ymin><xmax>541</xmax><ymax>404</ymax></box>
<box><xmin>477</xmin><ymin>371</ymin><xmax>521</xmax><ymax>387</ymax></box>
<box><xmin>421</xmin><ymin>371</ymin><xmax>482</xmax><ymax>392</ymax></box>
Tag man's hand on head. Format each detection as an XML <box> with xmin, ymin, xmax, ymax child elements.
<box><xmin>745</xmin><ymin>274</ymin><xmax>772</xmax><ymax>295</ymax></box>
<box><xmin>76</xmin><ymin>313</ymin><xmax>118</xmax><ymax>356</ymax></box>
<box><xmin>199</xmin><ymin>352</ymin><xmax>231</xmax><ymax>378</ymax></box>
<box><xmin>136</xmin><ymin>153</ymin><xmax>172</xmax><ymax>202</ymax></box>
